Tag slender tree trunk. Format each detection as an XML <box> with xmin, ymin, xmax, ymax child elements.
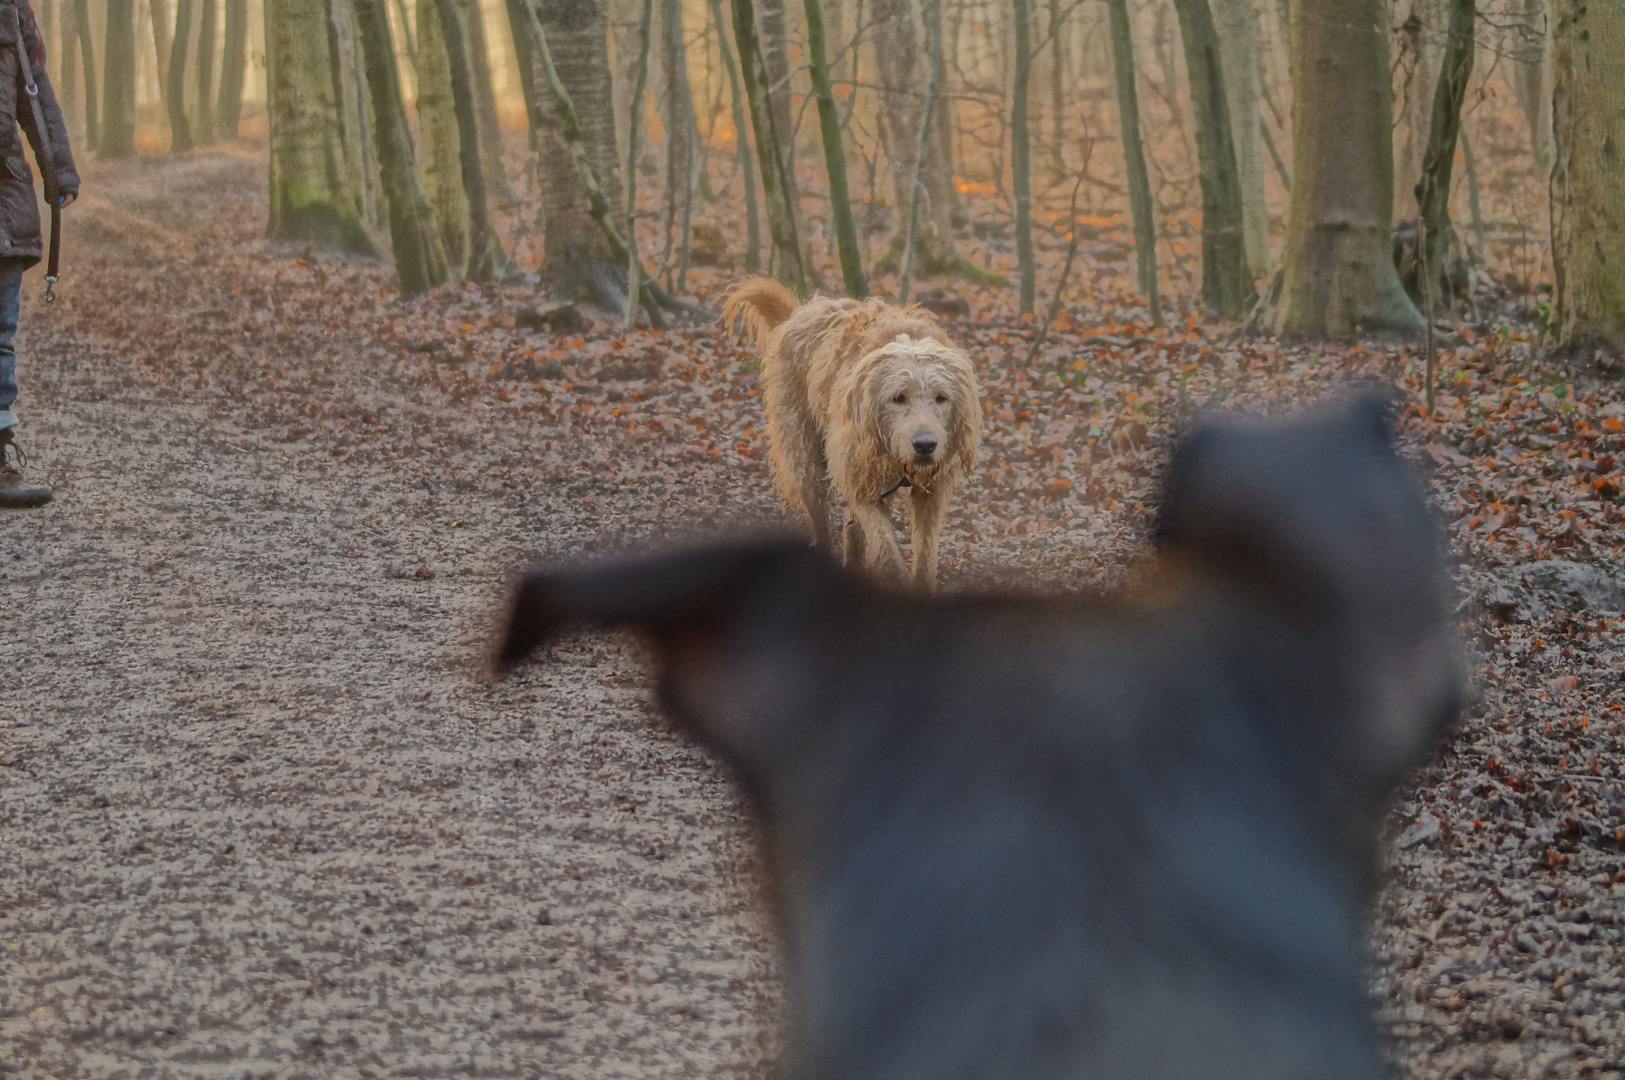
<box><xmin>59</xmin><ymin>0</ymin><xmax>80</xmax><ymax>142</ymax></box>
<box><xmin>1170</xmin><ymin>0</ymin><xmax>1253</xmax><ymax>319</ymax></box>
<box><xmin>458</xmin><ymin>0</ymin><xmax>512</xmax><ymax>202</ymax></box>
<box><xmin>1513</xmin><ymin>0</ymin><xmax>1551</xmax><ymax>168</ymax></box>
<box><xmin>100</xmin><ymin>0</ymin><xmax>136</xmax><ymax>156</ymax></box>
<box><xmin>193</xmin><ymin>0</ymin><xmax>216</xmax><ymax>145</ymax></box>
<box><xmin>805</xmin><ymin>0</ymin><xmax>865</xmax><ymax>296</ymax></box>
<box><xmin>354</xmin><ymin>0</ymin><xmax>449</xmax><ymax>297</ymax></box>
<box><xmin>328</xmin><ymin>0</ymin><xmax>379</xmax><ymax>230</ymax></box>
<box><xmin>1012</xmin><ymin>0</ymin><xmax>1034</xmax><ymax>314</ymax></box>
<box><xmin>1210</xmin><ymin>0</ymin><xmax>1268</xmax><ymax>274</ymax></box>
<box><xmin>1409</xmin><ymin>0</ymin><xmax>1473</xmax><ymax>309</ymax></box>
<box><xmin>394</xmin><ymin>0</ymin><xmax>416</xmax><ymax>67</ymax></box>
<box><xmin>731</xmin><ymin>0</ymin><xmax>807</xmax><ymax>294</ymax></box>
<box><xmin>502</xmin><ymin>0</ymin><xmax>538</xmax><ymax>132</ymax></box>
<box><xmin>660</xmin><ymin>0</ymin><xmax>692</xmax><ymax>286</ymax></box>
<box><xmin>1551</xmin><ymin>0</ymin><xmax>1625</xmax><ymax>349</ymax></box>
<box><xmin>712</xmin><ymin>0</ymin><xmax>761</xmax><ymax>271</ymax></box>
<box><xmin>75</xmin><ymin>0</ymin><xmax>98</xmax><ymax>151</ymax></box>
<box><xmin>265</xmin><ymin>0</ymin><xmax>381</xmax><ymax>254</ymax></box>
<box><xmin>166</xmin><ymin>0</ymin><xmax>191</xmax><ymax>151</ymax></box>
<box><xmin>216</xmin><ymin>0</ymin><xmax>245</xmax><ymax>137</ymax></box>
<box><xmin>897</xmin><ymin>0</ymin><xmax>939</xmax><ymax>304</ymax></box>
<box><xmin>1106</xmin><ymin>0</ymin><xmax>1162</xmax><ymax>325</ymax></box>
<box><xmin>1274</xmin><ymin>0</ymin><xmax>1421</xmax><ymax>335</ymax></box>
<box><xmin>149</xmin><ymin>0</ymin><xmax>171</xmax><ymax>107</ymax></box>
<box><xmin>433</xmin><ymin>0</ymin><xmax>498</xmax><ymax>280</ymax></box>
<box><xmin>625</xmin><ymin>0</ymin><xmax>654</xmax><ymax>330</ymax></box>
<box><xmin>1047</xmin><ymin>0</ymin><xmax>1064</xmax><ymax>157</ymax></box>
<box><xmin>416</xmin><ymin>0</ymin><xmax>467</xmax><ymax>275</ymax></box>
<box><xmin>1459</xmin><ymin>124</ymin><xmax>1486</xmax><ymax>261</ymax></box>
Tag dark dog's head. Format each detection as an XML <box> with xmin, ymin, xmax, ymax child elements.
<box><xmin>497</xmin><ymin>397</ymin><xmax>1461</xmax><ymax>1080</ymax></box>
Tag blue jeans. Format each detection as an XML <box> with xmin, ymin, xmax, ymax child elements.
<box><xmin>0</xmin><ymin>258</ymin><xmax>23</xmax><ymax>430</ymax></box>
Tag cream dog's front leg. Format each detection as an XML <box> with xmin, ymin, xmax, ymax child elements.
<box><xmin>847</xmin><ymin>501</ymin><xmax>908</xmax><ymax>577</ymax></box>
<box><xmin>907</xmin><ymin>479</ymin><xmax>953</xmax><ymax>590</ymax></box>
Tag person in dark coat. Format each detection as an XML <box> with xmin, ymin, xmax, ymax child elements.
<box><xmin>0</xmin><ymin>0</ymin><xmax>76</xmax><ymax>508</ymax></box>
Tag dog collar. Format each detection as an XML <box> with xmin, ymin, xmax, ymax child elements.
<box><xmin>879</xmin><ymin>476</ymin><xmax>913</xmax><ymax>501</ymax></box>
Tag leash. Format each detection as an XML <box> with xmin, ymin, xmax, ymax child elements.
<box><xmin>7</xmin><ymin>3</ymin><xmax>59</xmax><ymax>301</ymax></box>
<box><xmin>878</xmin><ymin>476</ymin><xmax>913</xmax><ymax>501</ymax></box>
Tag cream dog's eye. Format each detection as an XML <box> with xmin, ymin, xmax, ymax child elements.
<box><xmin>935</xmin><ymin>394</ymin><xmax>947</xmax><ymax>404</ymax></box>
<box><xmin>893</xmin><ymin>392</ymin><xmax>907</xmax><ymax>404</ymax></box>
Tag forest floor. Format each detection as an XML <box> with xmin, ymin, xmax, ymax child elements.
<box><xmin>1</xmin><ymin>146</ymin><xmax>1622</xmax><ymax>1080</ymax></box>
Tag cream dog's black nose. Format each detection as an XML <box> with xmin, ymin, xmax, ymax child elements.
<box><xmin>912</xmin><ymin>433</ymin><xmax>938</xmax><ymax>457</ymax></box>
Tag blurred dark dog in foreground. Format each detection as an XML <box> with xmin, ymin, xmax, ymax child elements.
<box><xmin>497</xmin><ymin>398</ymin><xmax>1462</xmax><ymax>1080</ymax></box>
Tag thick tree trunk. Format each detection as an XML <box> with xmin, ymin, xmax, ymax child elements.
<box><xmin>732</xmin><ymin>0</ymin><xmax>807</xmax><ymax>294</ymax></box>
<box><xmin>1551</xmin><ymin>0</ymin><xmax>1625</xmax><ymax>349</ymax></box>
<box><xmin>1106</xmin><ymin>0</ymin><xmax>1162</xmax><ymax>325</ymax></box>
<box><xmin>265</xmin><ymin>0</ymin><xmax>381</xmax><ymax>254</ymax></box>
<box><xmin>149</xmin><ymin>0</ymin><xmax>171</xmax><ymax>107</ymax></box>
<box><xmin>1393</xmin><ymin>0</ymin><xmax>1442</xmax><ymax>225</ymax></box>
<box><xmin>192</xmin><ymin>0</ymin><xmax>216</xmax><ymax>145</ymax></box>
<box><xmin>330</xmin><ymin>0</ymin><xmax>381</xmax><ymax>231</ymax></box>
<box><xmin>354</xmin><ymin>0</ymin><xmax>449</xmax><ymax>297</ymax></box>
<box><xmin>416</xmin><ymin>0</ymin><xmax>467</xmax><ymax>275</ymax></box>
<box><xmin>711</xmin><ymin>0</ymin><xmax>761</xmax><ymax>271</ymax></box>
<box><xmin>433</xmin><ymin>0</ymin><xmax>498</xmax><ymax>281</ymax></box>
<box><xmin>458</xmin><ymin>0</ymin><xmax>513</xmax><ymax>202</ymax></box>
<box><xmin>1409</xmin><ymin>0</ymin><xmax>1473</xmax><ymax>310</ymax></box>
<box><xmin>752</xmin><ymin>0</ymin><xmax>819</xmax><ymax>289</ymax></box>
<box><xmin>166</xmin><ymin>0</ymin><xmax>190</xmax><ymax>151</ymax></box>
<box><xmin>100</xmin><ymin>0</ymin><xmax>136</xmax><ymax>156</ymax></box>
<box><xmin>1012</xmin><ymin>0</ymin><xmax>1034</xmax><ymax>314</ymax></box>
<box><xmin>804</xmin><ymin>0</ymin><xmax>865</xmax><ymax>296</ymax></box>
<box><xmin>1209</xmin><ymin>0</ymin><xmax>1268</xmax><ymax>274</ymax></box>
<box><xmin>216</xmin><ymin>0</ymin><xmax>245</xmax><ymax>137</ymax></box>
<box><xmin>522</xmin><ymin>0</ymin><xmax>664</xmax><ymax>324</ymax></box>
<box><xmin>1274</xmin><ymin>0</ymin><xmax>1421</xmax><ymax>335</ymax></box>
<box><xmin>872</xmin><ymin>0</ymin><xmax>991</xmax><ymax>280</ymax></box>
<box><xmin>1170</xmin><ymin>0</ymin><xmax>1253</xmax><ymax>319</ymax></box>
<box><xmin>74</xmin><ymin>0</ymin><xmax>98</xmax><ymax>151</ymax></box>
<box><xmin>1513</xmin><ymin>0</ymin><xmax>1551</xmax><ymax>168</ymax></box>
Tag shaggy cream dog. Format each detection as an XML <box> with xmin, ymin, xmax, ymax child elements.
<box><xmin>722</xmin><ymin>277</ymin><xmax>982</xmax><ymax>589</ymax></box>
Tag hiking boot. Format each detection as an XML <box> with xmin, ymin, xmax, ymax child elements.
<box><xmin>0</xmin><ymin>427</ymin><xmax>51</xmax><ymax>508</ymax></box>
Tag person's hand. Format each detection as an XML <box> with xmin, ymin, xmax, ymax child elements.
<box><xmin>58</xmin><ymin>192</ymin><xmax>75</xmax><ymax>207</ymax></box>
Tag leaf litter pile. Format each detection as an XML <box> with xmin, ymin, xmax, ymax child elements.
<box><xmin>1</xmin><ymin>138</ymin><xmax>1621</xmax><ymax>1079</ymax></box>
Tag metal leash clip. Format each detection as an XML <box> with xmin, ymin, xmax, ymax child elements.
<box><xmin>43</xmin><ymin>271</ymin><xmax>55</xmax><ymax>303</ymax></box>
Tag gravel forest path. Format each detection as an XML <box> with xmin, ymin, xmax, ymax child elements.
<box><xmin>1</xmin><ymin>150</ymin><xmax>1621</xmax><ymax>1080</ymax></box>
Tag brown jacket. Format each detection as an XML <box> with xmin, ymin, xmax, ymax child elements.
<box><xmin>0</xmin><ymin>0</ymin><xmax>76</xmax><ymax>266</ymax></box>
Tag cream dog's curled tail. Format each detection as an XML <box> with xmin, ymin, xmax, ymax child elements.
<box><xmin>721</xmin><ymin>276</ymin><xmax>801</xmax><ymax>350</ymax></box>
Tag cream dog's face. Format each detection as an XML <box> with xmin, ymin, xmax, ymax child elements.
<box><xmin>856</xmin><ymin>335</ymin><xmax>980</xmax><ymax>474</ymax></box>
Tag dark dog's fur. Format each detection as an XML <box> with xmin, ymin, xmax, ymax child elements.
<box><xmin>497</xmin><ymin>398</ymin><xmax>1462</xmax><ymax>1080</ymax></box>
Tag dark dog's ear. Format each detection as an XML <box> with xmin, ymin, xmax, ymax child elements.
<box><xmin>497</xmin><ymin>536</ymin><xmax>848</xmax><ymax>784</ymax></box>
<box><xmin>1161</xmin><ymin>394</ymin><xmax>1461</xmax><ymax>783</ymax></box>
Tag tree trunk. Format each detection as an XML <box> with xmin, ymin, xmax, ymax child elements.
<box><xmin>804</xmin><ymin>0</ymin><xmax>865</xmax><ymax>296</ymax></box>
<box><xmin>330</xmin><ymin>0</ymin><xmax>381</xmax><ymax>231</ymax></box>
<box><xmin>1408</xmin><ymin>0</ymin><xmax>1473</xmax><ymax>310</ymax></box>
<box><xmin>624</xmin><ymin>0</ymin><xmax>654</xmax><ymax>329</ymax></box>
<box><xmin>872</xmin><ymin>0</ymin><xmax>991</xmax><ymax>280</ymax></box>
<box><xmin>502</xmin><ymin>0</ymin><xmax>538</xmax><ymax>132</ymax></box>
<box><xmin>100</xmin><ymin>0</ymin><xmax>136</xmax><ymax>156</ymax></box>
<box><xmin>192</xmin><ymin>0</ymin><xmax>215</xmax><ymax>144</ymax></box>
<box><xmin>75</xmin><ymin>0</ymin><xmax>98</xmax><ymax>151</ymax></box>
<box><xmin>166</xmin><ymin>0</ymin><xmax>190</xmax><ymax>150</ymax></box>
<box><xmin>522</xmin><ymin>0</ymin><xmax>664</xmax><ymax>323</ymax></box>
<box><xmin>458</xmin><ymin>0</ymin><xmax>513</xmax><ymax>202</ymax></box>
<box><xmin>1551</xmin><ymin>0</ymin><xmax>1625</xmax><ymax>349</ymax></box>
<box><xmin>1106</xmin><ymin>0</ymin><xmax>1162</xmax><ymax>325</ymax></box>
<box><xmin>432</xmin><ymin>0</ymin><xmax>498</xmax><ymax>280</ymax></box>
<box><xmin>711</xmin><ymin>0</ymin><xmax>761</xmax><ymax>271</ymax></box>
<box><xmin>755</xmin><ymin>0</ymin><xmax>818</xmax><ymax>285</ymax></box>
<box><xmin>1012</xmin><ymin>0</ymin><xmax>1034</xmax><ymax>314</ymax></box>
<box><xmin>416</xmin><ymin>0</ymin><xmax>467</xmax><ymax>275</ymax></box>
<box><xmin>1393</xmin><ymin>0</ymin><xmax>1442</xmax><ymax>225</ymax></box>
<box><xmin>149</xmin><ymin>0</ymin><xmax>171</xmax><ymax>107</ymax></box>
<box><xmin>265</xmin><ymin>0</ymin><xmax>381</xmax><ymax>254</ymax></box>
<box><xmin>216</xmin><ymin>0</ymin><xmax>245</xmax><ymax>137</ymax></box>
<box><xmin>897</xmin><ymin>0</ymin><xmax>940</xmax><ymax>303</ymax></box>
<box><xmin>1513</xmin><ymin>0</ymin><xmax>1551</xmax><ymax>168</ymax></box>
<box><xmin>354</xmin><ymin>0</ymin><xmax>449</xmax><ymax>297</ymax></box>
<box><xmin>731</xmin><ymin>0</ymin><xmax>807</xmax><ymax>294</ymax></box>
<box><xmin>1209</xmin><ymin>0</ymin><xmax>1269</xmax><ymax>274</ymax></box>
<box><xmin>1047</xmin><ymin>0</ymin><xmax>1065</xmax><ymax>157</ymax></box>
<box><xmin>1273</xmin><ymin>0</ymin><xmax>1421</xmax><ymax>335</ymax></box>
<box><xmin>60</xmin><ymin>0</ymin><xmax>81</xmax><ymax>144</ymax></box>
<box><xmin>660</xmin><ymin>0</ymin><xmax>693</xmax><ymax>286</ymax></box>
<box><xmin>1170</xmin><ymin>0</ymin><xmax>1253</xmax><ymax>319</ymax></box>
